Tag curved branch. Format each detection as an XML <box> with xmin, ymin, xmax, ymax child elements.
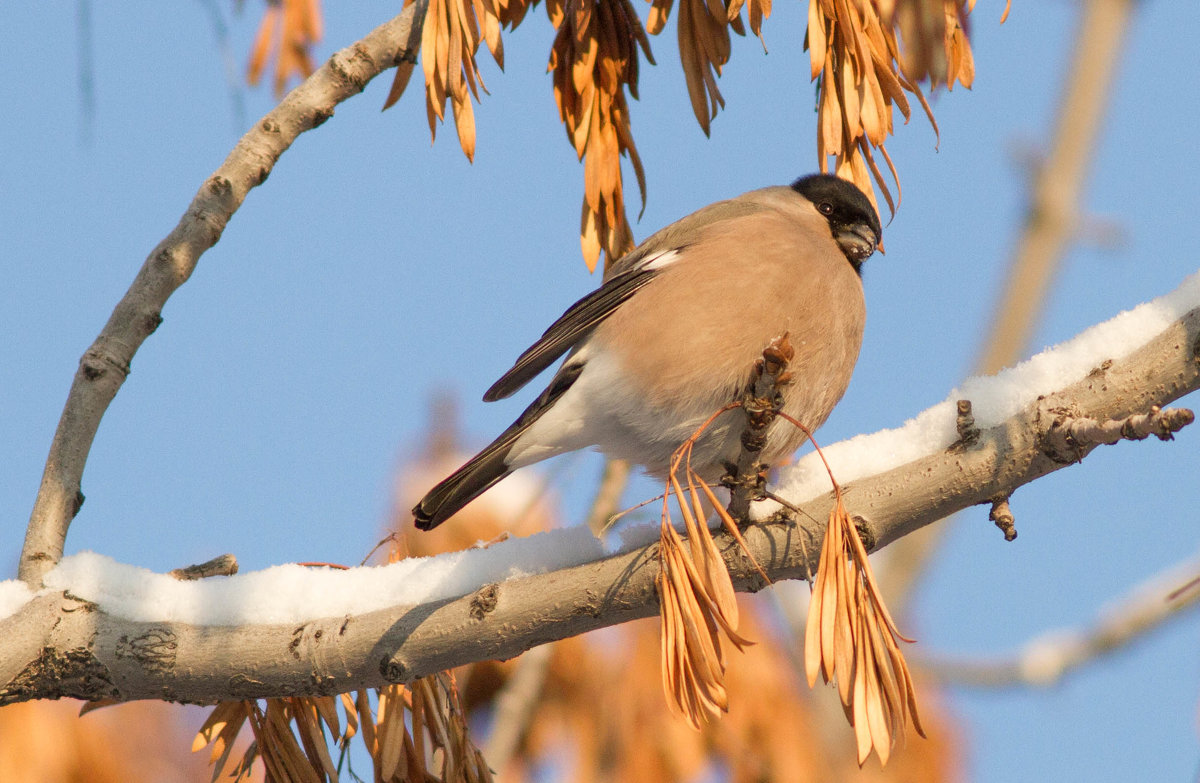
<box><xmin>2</xmin><ymin>301</ymin><xmax>1196</xmax><ymax>705</ymax></box>
<box><xmin>17</xmin><ymin>1</ymin><xmax>429</xmax><ymax>586</ymax></box>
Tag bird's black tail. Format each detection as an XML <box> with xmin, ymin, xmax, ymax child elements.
<box><xmin>412</xmin><ymin>361</ymin><xmax>586</xmax><ymax>530</ymax></box>
<box><xmin>412</xmin><ymin>435</ymin><xmax>516</xmax><ymax>530</ymax></box>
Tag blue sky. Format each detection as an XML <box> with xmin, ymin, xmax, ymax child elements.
<box><xmin>3</xmin><ymin>2</ymin><xmax>1199</xmax><ymax>780</ymax></box>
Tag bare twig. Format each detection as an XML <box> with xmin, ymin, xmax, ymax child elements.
<box><xmin>952</xmin><ymin>399</ymin><xmax>979</xmax><ymax>450</ymax></box>
<box><xmin>482</xmin><ymin>643</ymin><xmax>553</xmax><ymax>770</ymax></box>
<box><xmin>585</xmin><ymin>458</ymin><xmax>633</xmax><ymax>536</ymax></box>
<box><xmin>921</xmin><ymin>552</ymin><xmax>1200</xmax><ymax>688</ymax></box>
<box><xmin>17</xmin><ymin>0</ymin><xmax>430</xmax><ymax>586</ymax></box>
<box><xmin>169</xmin><ymin>554</ymin><xmax>239</xmax><ymax>580</ymax></box>
<box><xmin>988</xmin><ymin>496</ymin><xmax>1016</xmax><ymax>542</ymax></box>
<box><xmin>1043</xmin><ymin>406</ymin><xmax>1194</xmax><ymax>461</ymax></box>
<box><xmin>977</xmin><ymin>0</ymin><xmax>1135</xmax><ymax>373</ymax></box>
<box><xmin>2</xmin><ymin>302</ymin><xmax>1196</xmax><ymax>705</ymax></box>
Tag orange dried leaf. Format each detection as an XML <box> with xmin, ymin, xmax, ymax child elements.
<box><xmin>677</xmin><ymin>0</ymin><xmax>711</xmax><ymax>135</ymax></box>
<box><xmin>209</xmin><ymin>715</ymin><xmax>247</xmax><ymax>779</ymax></box>
<box><xmin>383</xmin><ymin>60</ymin><xmax>417</xmax><ymax>111</ymax></box>
<box><xmin>193</xmin><ymin>701</ymin><xmax>246</xmax><ymax>753</ymax></box>
<box><xmin>862</xmin><ymin>617</ymin><xmax>893</xmax><ymax>765</ymax></box>
<box><xmin>247</xmin><ymin>6</ymin><xmax>279</xmax><ymax>86</ymax></box>
<box><xmin>699</xmin><ymin>479</ymin><xmax>770</xmax><ymax>589</ymax></box>
<box><xmin>580</xmin><ymin>198</ymin><xmax>602</xmax><ymax>272</ymax></box>
<box><xmin>647</xmin><ymin>0</ymin><xmax>672</xmax><ymax>34</ymax></box>
<box><xmin>818</xmin><ymin>518</ymin><xmax>840</xmax><ymax>681</ymax></box>
<box><xmin>290</xmin><ymin>699</ymin><xmax>339</xmax><ymax>780</ymax></box>
<box><xmin>354</xmin><ymin>689</ymin><xmax>377</xmax><ymax>756</ymax></box>
<box><xmin>452</xmin><ymin>89</ymin><xmax>477</xmax><ymax>161</ymax></box>
<box><xmin>808</xmin><ymin>1</ymin><xmax>827</xmax><ymax>78</ymax></box>
<box><xmin>804</xmin><ymin>566</ymin><xmax>825</xmax><ymax>686</ymax></box>
<box><xmin>852</xmin><ymin>630</ymin><xmax>872</xmax><ymax>764</ymax></box>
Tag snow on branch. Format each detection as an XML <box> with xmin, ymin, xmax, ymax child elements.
<box><xmin>764</xmin><ymin>270</ymin><xmax>1200</xmax><ymax>519</ymax></box>
<box><xmin>1</xmin><ymin>273</ymin><xmax>1198</xmax><ymax>705</ymax></box>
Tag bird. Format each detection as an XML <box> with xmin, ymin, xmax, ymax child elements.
<box><xmin>413</xmin><ymin>174</ymin><xmax>882</xmax><ymax>530</ymax></box>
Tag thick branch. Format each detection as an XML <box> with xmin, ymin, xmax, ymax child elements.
<box><xmin>17</xmin><ymin>1</ymin><xmax>429</xmax><ymax>586</ymax></box>
<box><xmin>2</xmin><ymin>303</ymin><xmax>1196</xmax><ymax>705</ymax></box>
<box><xmin>798</xmin><ymin>301</ymin><xmax>1199</xmax><ymax>550</ymax></box>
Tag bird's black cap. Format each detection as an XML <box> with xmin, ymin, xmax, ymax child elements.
<box><xmin>790</xmin><ymin>174</ymin><xmax>883</xmax><ymax>267</ymax></box>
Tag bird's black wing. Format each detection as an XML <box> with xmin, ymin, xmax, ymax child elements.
<box><xmin>482</xmin><ymin>266</ymin><xmax>660</xmax><ymax>401</ymax></box>
<box><xmin>483</xmin><ymin>197</ymin><xmax>766</xmax><ymax>402</ymax></box>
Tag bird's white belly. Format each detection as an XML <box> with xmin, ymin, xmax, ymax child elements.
<box><xmin>506</xmin><ymin>350</ymin><xmax>750</xmax><ymax>478</ymax></box>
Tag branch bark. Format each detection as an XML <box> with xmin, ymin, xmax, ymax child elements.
<box><xmin>17</xmin><ymin>1</ymin><xmax>429</xmax><ymax>586</ymax></box>
<box><xmin>3</xmin><ymin>302</ymin><xmax>1196</xmax><ymax>706</ymax></box>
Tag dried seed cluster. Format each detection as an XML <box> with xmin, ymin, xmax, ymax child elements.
<box><xmin>385</xmin><ymin>0</ymin><xmax>536</xmax><ymax>161</ymax></box>
<box><xmin>657</xmin><ymin>453</ymin><xmax>755</xmax><ymax>727</ymax></box>
<box><xmin>194</xmin><ymin>542</ymin><xmax>494</xmax><ymax>783</ymax></box>
<box><xmin>247</xmin><ymin>0</ymin><xmax>323</xmax><ymax>96</ymax></box>
<box><xmin>549</xmin><ymin>0</ymin><xmax>655</xmax><ymax>269</ymax></box>
<box><xmin>195</xmin><ymin>679</ymin><xmax>492</xmax><ymax>783</ymax></box>
<box><xmin>805</xmin><ymin>496</ymin><xmax>924</xmax><ymax>766</ymax></box>
<box><xmin>646</xmin><ymin>0</ymin><xmax>771</xmax><ymax>136</ymax></box>
<box><xmin>808</xmin><ymin>0</ymin><xmax>991</xmax><ymax>217</ymax></box>
<box><xmin>247</xmin><ymin>0</ymin><xmax>994</xmax><ymax>267</ymax></box>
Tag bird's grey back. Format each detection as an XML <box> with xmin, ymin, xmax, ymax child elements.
<box><xmin>604</xmin><ymin>188</ymin><xmax>798</xmax><ymax>281</ymax></box>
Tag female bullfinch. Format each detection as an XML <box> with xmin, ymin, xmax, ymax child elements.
<box><xmin>414</xmin><ymin>174</ymin><xmax>882</xmax><ymax>530</ymax></box>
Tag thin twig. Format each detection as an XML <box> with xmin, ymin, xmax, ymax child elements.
<box><xmin>169</xmin><ymin>554</ymin><xmax>239</xmax><ymax>580</ymax></box>
<box><xmin>585</xmin><ymin>458</ymin><xmax>633</xmax><ymax>536</ymax></box>
<box><xmin>1043</xmin><ymin>406</ymin><xmax>1195</xmax><ymax>461</ymax></box>
<box><xmin>951</xmin><ymin>399</ymin><xmax>979</xmax><ymax>450</ymax></box>
<box><xmin>921</xmin><ymin>551</ymin><xmax>1200</xmax><ymax>688</ymax></box>
<box><xmin>482</xmin><ymin>643</ymin><xmax>554</xmax><ymax>770</ymax></box>
<box><xmin>17</xmin><ymin>0</ymin><xmax>430</xmax><ymax>586</ymax></box>
<box><xmin>988</xmin><ymin>496</ymin><xmax>1016</xmax><ymax>542</ymax></box>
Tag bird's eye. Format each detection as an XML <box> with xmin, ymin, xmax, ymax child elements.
<box><xmin>818</xmin><ymin>202</ymin><xmax>834</xmax><ymax>216</ymax></box>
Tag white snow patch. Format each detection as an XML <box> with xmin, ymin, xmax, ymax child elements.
<box><xmin>40</xmin><ymin>524</ymin><xmax>612</xmax><ymax>625</ymax></box>
<box><xmin>0</xmin><ymin>580</ymin><xmax>35</xmax><ymax>621</ymax></box>
<box><xmin>761</xmin><ymin>270</ymin><xmax>1200</xmax><ymax>515</ymax></box>
<box><xmin>0</xmin><ymin>521</ymin><xmax>661</xmax><ymax>627</ymax></box>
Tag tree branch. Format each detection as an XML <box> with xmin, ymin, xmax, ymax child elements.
<box><xmin>17</xmin><ymin>0</ymin><xmax>429</xmax><ymax>586</ymax></box>
<box><xmin>2</xmin><ymin>300</ymin><xmax>1196</xmax><ymax>706</ymax></box>
<box><xmin>880</xmin><ymin>0</ymin><xmax>1137</xmax><ymax>615</ymax></box>
<box><xmin>977</xmin><ymin>0</ymin><xmax>1134</xmax><ymax>373</ymax></box>
<box><xmin>918</xmin><ymin>551</ymin><xmax>1200</xmax><ymax>688</ymax></box>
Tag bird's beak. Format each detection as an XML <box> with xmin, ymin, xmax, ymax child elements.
<box><xmin>835</xmin><ymin>223</ymin><xmax>880</xmax><ymax>261</ymax></box>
